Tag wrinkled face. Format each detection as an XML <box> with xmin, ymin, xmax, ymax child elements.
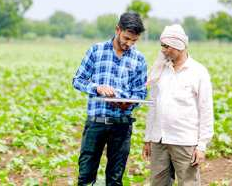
<box><xmin>161</xmin><ymin>43</ymin><xmax>181</xmax><ymax>61</ymax></box>
<box><xmin>115</xmin><ymin>26</ymin><xmax>140</xmax><ymax>51</ymax></box>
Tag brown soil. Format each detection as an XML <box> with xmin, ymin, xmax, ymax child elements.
<box><xmin>201</xmin><ymin>156</ymin><xmax>232</xmax><ymax>185</ymax></box>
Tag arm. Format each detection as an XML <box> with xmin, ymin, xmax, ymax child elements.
<box><xmin>144</xmin><ymin>83</ymin><xmax>156</xmax><ymax>142</ymax></box>
<box><xmin>142</xmin><ymin>84</ymin><xmax>156</xmax><ymax>160</ymax></box>
<box><xmin>196</xmin><ymin>69</ymin><xmax>214</xmax><ymax>152</ymax></box>
<box><xmin>130</xmin><ymin>58</ymin><xmax>148</xmax><ymax>100</ymax></box>
<box><xmin>72</xmin><ymin>47</ymin><xmax>98</xmax><ymax>96</ymax></box>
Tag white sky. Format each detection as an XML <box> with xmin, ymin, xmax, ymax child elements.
<box><xmin>25</xmin><ymin>0</ymin><xmax>227</xmax><ymax>21</ymax></box>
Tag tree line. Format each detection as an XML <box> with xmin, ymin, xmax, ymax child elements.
<box><xmin>1</xmin><ymin>0</ymin><xmax>232</xmax><ymax>41</ymax></box>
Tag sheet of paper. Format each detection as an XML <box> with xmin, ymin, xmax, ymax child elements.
<box><xmin>91</xmin><ymin>97</ymin><xmax>154</xmax><ymax>105</ymax></box>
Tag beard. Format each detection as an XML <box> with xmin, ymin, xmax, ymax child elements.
<box><xmin>116</xmin><ymin>36</ymin><xmax>130</xmax><ymax>51</ymax></box>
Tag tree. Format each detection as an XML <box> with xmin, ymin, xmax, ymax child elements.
<box><xmin>218</xmin><ymin>0</ymin><xmax>232</xmax><ymax>15</ymax></box>
<box><xmin>81</xmin><ymin>22</ymin><xmax>98</xmax><ymax>39</ymax></box>
<box><xmin>126</xmin><ymin>0</ymin><xmax>152</xmax><ymax>41</ymax></box>
<box><xmin>218</xmin><ymin>0</ymin><xmax>232</xmax><ymax>8</ymax></box>
<box><xmin>20</xmin><ymin>19</ymin><xmax>52</xmax><ymax>37</ymax></box>
<box><xmin>147</xmin><ymin>17</ymin><xmax>171</xmax><ymax>40</ymax></box>
<box><xmin>49</xmin><ymin>11</ymin><xmax>76</xmax><ymax>38</ymax></box>
<box><xmin>0</xmin><ymin>0</ymin><xmax>32</xmax><ymax>38</ymax></box>
<box><xmin>96</xmin><ymin>14</ymin><xmax>118</xmax><ymax>38</ymax></box>
<box><xmin>126</xmin><ymin>0</ymin><xmax>151</xmax><ymax>19</ymax></box>
<box><xmin>205</xmin><ymin>11</ymin><xmax>232</xmax><ymax>41</ymax></box>
<box><xmin>183</xmin><ymin>16</ymin><xmax>207</xmax><ymax>41</ymax></box>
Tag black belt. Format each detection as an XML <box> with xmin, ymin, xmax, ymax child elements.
<box><xmin>87</xmin><ymin>116</ymin><xmax>136</xmax><ymax>125</ymax></box>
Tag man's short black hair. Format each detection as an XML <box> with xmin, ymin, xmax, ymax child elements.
<box><xmin>118</xmin><ymin>12</ymin><xmax>145</xmax><ymax>35</ymax></box>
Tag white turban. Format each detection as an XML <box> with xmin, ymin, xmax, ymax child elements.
<box><xmin>160</xmin><ymin>24</ymin><xmax>188</xmax><ymax>50</ymax></box>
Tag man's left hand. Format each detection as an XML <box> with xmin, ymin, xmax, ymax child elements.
<box><xmin>191</xmin><ymin>149</ymin><xmax>205</xmax><ymax>166</ymax></box>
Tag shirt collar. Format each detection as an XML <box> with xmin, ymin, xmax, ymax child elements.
<box><xmin>179</xmin><ymin>55</ymin><xmax>192</xmax><ymax>70</ymax></box>
<box><xmin>165</xmin><ymin>54</ymin><xmax>192</xmax><ymax>71</ymax></box>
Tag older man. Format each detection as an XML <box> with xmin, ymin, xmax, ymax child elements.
<box><xmin>143</xmin><ymin>24</ymin><xmax>214</xmax><ymax>186</ymax></box>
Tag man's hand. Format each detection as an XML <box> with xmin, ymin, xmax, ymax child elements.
<box><xmin>142</xmin><ymin>142</ymin><xmax>151</xmax><ymax>161</ymax></box>
<box><xmin>97</xmin><ymin>85</ymin><xmax>115</xmax><ymax>97</ymax></box>
<box><xmin>191</xmin><ymin>149</ymin><xmax>205</xmax><ymax>166</ymax></box>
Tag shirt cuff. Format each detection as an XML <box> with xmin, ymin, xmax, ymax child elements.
<box><xmin>86</xmin><ymin>83</ymin><xmax>98</xmax><ymax>96</ymax></box>
<box><xmin>144</xmin><ymin>135</ymin><xmax>152</xmax><ymax>142</ymax></box>
<box><xmin>196</xmin><ymin>142</ymin><xmax>207</xmax><ymax>152</ymax></box>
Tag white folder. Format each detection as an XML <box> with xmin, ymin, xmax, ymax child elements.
<box><xmin>91</xmin><ymin>97</ymin><xmax>154</xmax><ymax>106</ymax></box>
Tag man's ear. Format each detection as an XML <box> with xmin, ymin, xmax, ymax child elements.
<box><xmin>115</xmin><ymin>25</ymin><xmax>121</xmax><ymax>35</ymax></box>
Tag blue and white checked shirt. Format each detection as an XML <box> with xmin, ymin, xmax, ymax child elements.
<box><xmin>73</xmin><ymin>38</ymin><xmax>147</xmax><ymax>117</ymax></box>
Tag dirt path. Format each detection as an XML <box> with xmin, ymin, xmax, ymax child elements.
<box><xmin>201</xmin><ymin>156</ymin><xmax>232</xmax><ymax>186</ymax></box>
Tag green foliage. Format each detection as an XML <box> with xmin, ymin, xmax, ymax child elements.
<box><xmin>0</xmin><ymin>170</ymin><xmax>14</xmax><ymax>185</ymax></box>
<box><xmin>0</xmin><ymin>40</ymin><xmax>231</xmax><ymax>185</ymax></box>
<box><xmin>23</xmin><ymin>178</ymin><xmax>39</xmax><ymax>186</ymax></box>
<box><xmin>218</xmin><ymin>0</ymin><xmax>232</xmax><ymax>8</ymax></box>
<box><xmin>209</xmin><ymin>179</ymin><xmax>230</xmax><ymax>186</ymax></box>
<box><xmin>96</xmin><ymin>14</ymin><xmax>118</xmax><ymax>38</ymax></box>
<box><xmin>20</xmin><ymin>19</ymin><xmax>52</xmax><ymax>37</ymax></box>
<box><xmin>0</xmin><ymin>0</ymin><xmax>32</xmax><ymax>38</ymax></box>
<box><xmin>147</xmin><ymin>17</ymin><xmax>171</xmax><ymax>40</ymax></box>
<box><xmin>205</xmin><ymin>11</ymin><xmax>232</xmax><ymax>41</ymax></box>
<box><xmin>126</xmin><ymin>0</ymin><xmax>151</xmax><ymax>19</ymax></box>
<box><xmin>183</xmin><ymin>16</ymin><xmax>207</xmax><ymax>41</ymax></box>
<box><xmin>81</xmin><ymin>22</ymin><xmax>98</xmax><ymax>39</ymax></box>
<box><xmin>49</xmin><ymin>11</ymin><xmax>76</xmax><ymax>38</ymax></box>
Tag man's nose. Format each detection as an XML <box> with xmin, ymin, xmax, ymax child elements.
<box><xmin>161</xmin><ymin>47</ymin><xmax>167</xmax><ymax>53</ymax></box>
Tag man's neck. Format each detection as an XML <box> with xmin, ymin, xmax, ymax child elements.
<box><xmin>172</xmin><ymin>52</ymin><xmax>188</xmax><ymax>71</ymax></box>
<box><xmin>113</xmin><ymin>38</ymin><xmax>123</xmax><ymax>57</ymax></box>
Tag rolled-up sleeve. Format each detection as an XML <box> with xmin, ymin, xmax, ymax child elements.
<box><xmin>72</xmin><ymin>47</ymin><xmax>98</xmax><ymax>96</ymax></box>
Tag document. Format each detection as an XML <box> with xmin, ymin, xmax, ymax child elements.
<box><xmin>91</xmin><ymin>97</ymin><xmax>154</xmax><ymax>105</ymax></box>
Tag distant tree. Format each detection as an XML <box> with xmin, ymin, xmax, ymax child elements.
<box><xmin>147</xmin><ymin>17</ymin><xmax>171</xmax><ymax>40</ymax></box>
<box><xmin>126</xmin><ymin>0</ymin><xmax>151</xmax><ymax>19</ymax></box>
<box><xmin>183</xmin><ymin>16</ymin><xmax>207</xmax><ymax>41</ymax></box>
<box><xmin>81</xmin><ymin>22</ymin><xmax>98</xmax><ymax>39</ymax></box>
<box><xmin>205</xmin><ymin>11</ymin><xmax>232</xmax><ymax>41</ymax></box>
<box><xmin>75</xmin><ymin>21</ymin><xmax>85</xmax><ymax>36</ymax></box>
<box><xmin>96</xmin><ymin>14</ymin><xmax>118</xmax><ymax>38</ymax></box>
<box><xmin>126</xmin><ymin>0</ymin><xmax>152</xmax><ymax>41</ymax></box>
<box><xmin>218</xmin><ymin>0</ymin><xmax>232</xmax><ymax>8</ymax></box>
<box><xmin>0</xmin><ymin>0</ymin><xmax>32</xmax><ymax>38</ymax></box>
<box><xmin>49</xmin><ymin>11</ymin><xmax>76</xmax><ymax>38</ymax></box>
<box><xmin>20</xmin><ymin>19</ymin><xmax>52</xmax><ymax>37</ymax></box>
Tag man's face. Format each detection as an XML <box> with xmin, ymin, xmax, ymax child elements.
<box><xmin>161</xmin><ymin>43</ymin><xmax>181</xmax><ymax>61</ymax></box>
<box><xmin>115</xmin><ymin>27</ymin><xmax>140</xmax><ymax>51</ymax></box>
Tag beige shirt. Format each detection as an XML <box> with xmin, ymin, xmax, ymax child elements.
<box><xmin>145</xmin><ymin>56</ymin><xmax>214</xmax><ymax>151</ymax></box>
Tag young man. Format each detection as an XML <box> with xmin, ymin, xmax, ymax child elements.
<box><xmin>73</xmin><ymin>12</ymin><xmax>147</xmax><ymax>186</ymax></box>
<box><xmin>143</xmin><ymin>24</ymin><xmax>214</xmax><ymax>185</ymax></box>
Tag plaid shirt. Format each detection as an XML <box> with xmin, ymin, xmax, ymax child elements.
<box><xmin>73</xmin><ymin>38</ymin><xmax>147</xmax><ymax>117</ymax></box>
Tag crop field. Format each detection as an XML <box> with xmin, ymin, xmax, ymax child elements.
<box><xmin>0</xmin><ymin>39</ymin><xmax>231</xmax><ymax>185</ymax></box>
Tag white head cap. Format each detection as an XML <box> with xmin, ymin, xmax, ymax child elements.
<box><xmin>160</xmin><ymin>24</ymin><xmax>188</xmax><ymax>50</ymax></box>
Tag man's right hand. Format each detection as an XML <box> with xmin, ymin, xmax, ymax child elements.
<box><xmin>97</xmin><ymin>85</ymin><xmax>115</xmax><ymax>97</ymax></box>
<box><xmin>142</xmin><ymin>142</ymin><xmax>151</xmax><ymax>161</ymax></box>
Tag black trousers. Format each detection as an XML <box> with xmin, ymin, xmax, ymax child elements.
<box><xmin>78</xmin><ymin>119</ymin><xmax>133</xmax><ymax>186</ymax></box>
